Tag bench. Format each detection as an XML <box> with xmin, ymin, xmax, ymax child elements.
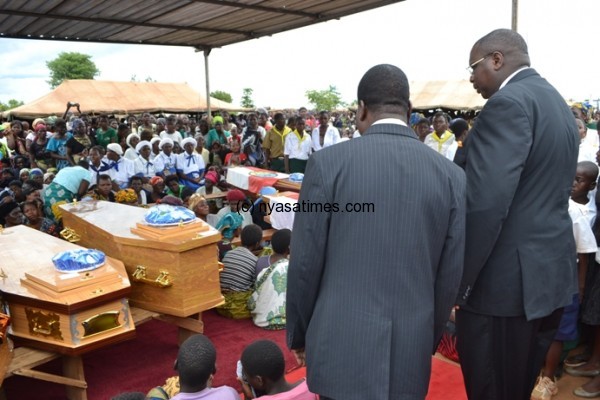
<box><xmin>230</xmin><ymin>228</ymin><xmax>277</xmax><ymax>247</ymax></box>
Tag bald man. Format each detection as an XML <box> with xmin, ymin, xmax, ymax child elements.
<box><xmin>456</xmin><ymin>29</ymin><xmax>579</xmax><ymax>399</ymax></box>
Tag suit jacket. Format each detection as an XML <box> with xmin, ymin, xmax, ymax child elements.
<box><xmin>457</xmin><ymin>68</ymin><xmax>579</xmax><ymax>320</ymax></box>
<box><xmin>286</xmin><ymin>123</ymin><xmax>466</xmax><ymax>399</ymax></box>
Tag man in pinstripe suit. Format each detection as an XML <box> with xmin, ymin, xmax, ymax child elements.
<box><xmin>286</xmin><ymin>64</ymin><xmax>466</xmax><ymax>400</ymax></box>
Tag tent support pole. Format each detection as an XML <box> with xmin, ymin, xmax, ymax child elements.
<box><xmin>204</xmin><ymin>48</ymin><xmax>212</xmax><ymax>119</ymax></box>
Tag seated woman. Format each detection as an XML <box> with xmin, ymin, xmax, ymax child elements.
<box><xmin>240</xmin><ymin>340</ymin><xmax>317</xmax><ymax>400</ymax></box>
<box><xmin>0</xmin><ymin>201</ymin><xmax>24</xmax><ymax>228</ymax></box>
<box><xmin>216</xmin><ymin>224</ymin><xmax>263</xmax><ymax>319</ymax></box>
<box><xmin>87</xmin><ymin>174</ymin><xmax>116</xmax><ymax>202</ymax></box>
<box><xmin>22</xmin><ymin>200</ymin><xmax>58</xmax><ymax>236</ymax></box>
<box><xmin>248</xmin><ymin>229</ymin><xmax>291</xmax><ymax>330</ymax></box>
<box><xmin>195</xmin><ymin>170</ymin><xmax>223</xmax><ymax>214</ymax></box>
<box><xmin>129</xmin><ymin>175</ymin><xmax>151</xmax><ymax>206</ymax></box>
<box><xmin>188</xmin><ymin>194</ymin><xmax>210</xmax><ymax>224</ymax></box>
<box><xmin>123</xmin><ymin>133</ymin><xmax>140</xmax><ymax>161</ymax></box>
<box><xmin>176</xmin><ymin>137</ymin><xmax>205</xmax><ymax>190</ymax></box>
<box><xmin>215</xmin><ymin>189</ymin><xmax>247</xmax><ymax>241</ymax></box>
<box><xmin>165</xmin><ymin>174</ymin><xmax>185</xmax><ymax>199</ymax></box>
<box><xmin>149</xmin><ymin>176</ymin><xmax>167</xmax><ymax>203</ymax></box>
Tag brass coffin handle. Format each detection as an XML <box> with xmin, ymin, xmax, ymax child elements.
<box><xmin>131</xmin><ymin>265</ymin><xmax>173</xmax><ymax>288</ymax></box>
<box><xmin>82</xmin><ymin>311</ymin><xmax>121</xmax><ymax>338</ymax></box>
<box><xmin>60</xmin><ymin>227</ymin><xmax>81</xmax><ymax>243</ymax></box>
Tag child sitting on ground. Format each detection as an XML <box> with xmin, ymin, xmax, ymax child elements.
<box><xmin>248</xmin><ymin>229</ymin><xmax>291</xmax><ymax>330</ymax></box>
<box><xmin>239</xmin><ymin>340</ymin><xmax>316</xmax><ymax>400</ymax></box>
<box><xmin>217</xmin><ymin>224</ymin><xmax>263</xmax><ymax>319</ymax></box>
<box><xmin>532</xmin><ymin>161</ymin><xmax>599</xmax><ymax>400</ymax></box>
<box><xmin>147</xmin><ymin>335</ymin><xmax>240</xmax><ymax>400</ymax></box>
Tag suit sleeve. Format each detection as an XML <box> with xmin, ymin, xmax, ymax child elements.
<box><xmin>286</xmin><ymin>154</ymin><xmax>331</xmax><ymax>350</ymax></box>
<box><xmin>433</xmin><ymin>170</ymin><xmax>466</xmax><ymax>351</ymax></box>
<box><xmin>457</xmin><ymin>95</ymin><xmax>533</xmax><ymax>304</ymax></box>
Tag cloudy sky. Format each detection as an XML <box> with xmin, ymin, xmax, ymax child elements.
<box><xmin>0</xmin><ymin>0</ymin><xmax>598</xmax><ymax>109</ymax></box>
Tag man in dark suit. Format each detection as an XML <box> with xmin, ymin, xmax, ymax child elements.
<box><xmin>286</xmin><ymin>64</ymin><xmax>466</xmax><ymax>400</ymax></box>
<box><xmin>456</xmin><ymin>29</ymin><xmax>579</xmax><ymax>400</ymax></box>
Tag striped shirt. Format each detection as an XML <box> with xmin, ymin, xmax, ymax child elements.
<box><xmin>220</xmin><ymin>247</ymin><xmax>257</xmax><ymax>291</ymax></box>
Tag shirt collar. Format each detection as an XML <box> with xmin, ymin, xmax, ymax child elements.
<box><xmin>372</xmin><ymin>118</ymin><xmax>408</xmax><ymax>127</ymax></box>
<box><xmin>499</xmin><ymin>66</ymin><xmax>530</xmax><ymax>90</ymax></box>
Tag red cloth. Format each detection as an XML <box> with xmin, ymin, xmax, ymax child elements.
<box><xmin>247</xmin><ymin>166</ymin><xmax>281</xmax><ymax>194</ymax></box>
<box><xmin>224</xmin><ymin>152</ymin><xmax>247</xmax><ymax>166</ymax></box>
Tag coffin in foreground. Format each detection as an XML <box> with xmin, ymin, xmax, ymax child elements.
<box><xmin>60</xmin><ymin>201</ymin><xmax>224</xmax><ymax>317</ymax></box>
<box><xmin>0</xmin><ymin>225</ymin><xmax>134</xmax><ymax>355</ymax></box>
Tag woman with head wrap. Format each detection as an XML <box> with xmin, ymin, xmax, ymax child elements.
<box><xmin>176</xmin><ymin>137</ymin><xmax>205</xmax><ymax>190</ymax></box>
<box><xmin>153</xmin><ymin>138</ymin><xmax>178</xmax><ymax>178</ymax></box>
<box><xmin>19</xmin><ymin>168</ymin><xmax>30</xmax><ymax>183</ymax></box>
<box><xmin>215</xmin><ymin>189</ymin><xmax>247</xmax><ymax>240</ymax></box>
<box><xmin>205</xmin><ymin>116</ymin><xmax>232</xmax><ymax>149</ymax></box>
<box><xmin>133</xmin><ymin>140</ymin><xmax>155</xmax><ymax>179</ymax></box>
<box><xmin>195</xmin><ymin>170</ymin><xmax>223</xmax><ymax>213</ymax></box>
<box><xmin>150</xmin><ymin>137</ymin><xmax>161</xmax><ymax>160</ymax></box>
<box><xmin>124</xmin><ymin>133</ymin><xmax>141</xmax><ymax>161</ymax></box>
<box><xmin>43</xmin><ymin>172</ymin><xmax>55</xmax><ymax>186</ymax></box>
<box><xmin>188</xmin><ymin>193</ymin><xmax>210</xmax><ymax>223</ymax></box>
<box><xmin>149</xmin><ymin>176</ymin><xmax>167</xmax><ymax>203</ymax></box>
<box><xmin>28</xmin><ymin>123</ymin><xmax>53</xmax><ymax>171</ymax></box>
<box><xmin>66</xmin><ymin>118</ymin><xmax>92</xmax><ymax>166</ymax></box>
<box><xmin>103</xmin><ymin>143</ymin><xmax>136</xmax><ymax>190</ymax></box>
<box><xmin>0</xmin><ymin>201</ymin><xmax>24</xmax><ymax>227</ymax></box>
<box><xmin>29</xmin><ymin>168</ymin><xmax>44</xmax><ymax>186</ymax></box>
<box><xmin>25</xmin><ymin>119</ymin><xmax>48</xmax><ymax>152</ymax></box>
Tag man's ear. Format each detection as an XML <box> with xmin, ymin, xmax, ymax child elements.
<box><xmin>492</xmin><ymin>50</ymin><xmax>504</xmax><ymax>71</ymax></box>
<box><xmin>406</xmin><ymin>100</ymin><xmax>413</xmax><ymax>123</ymax></box>
<box><xmin>357</xmin><ymin>100</ymin><xmax>367</xmax><ymax>123</ymax></box>
<box><xmin>590</xmin><ymin>180</ymin><xmax>597</xmax><ymax>191</ymax></box>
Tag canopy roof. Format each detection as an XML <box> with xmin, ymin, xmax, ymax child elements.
<box><xmin>3</xmin><ymin>80</ymin><xmax>241</xmax><ymax>118</ymax></box>
<box><xmin>0</xmin><ymin>0</ymin><xmax>404</xmax><ymax>49</ymax></box>
<box><xmin>410</xmin><ymin>80</ymin><xmax>486</xmax><ymax>111</ymax></box>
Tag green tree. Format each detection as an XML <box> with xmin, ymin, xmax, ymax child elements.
<box><xmin>0</xmin><ymin>99</ymin><xmax>24</xmax><ymax>112</ymax></box>
<box><xmin>241</xmin><ymin>88</ymin><xmax>255</xmax><ymax>108</ymax></box>
<box><xmin>305</xmin><ymin>85</ymin><xmax>345</xmax><ymax>112</ymax></box>
<box><xmin>210</xmin><ymin>90</ymin><xmax>233</xmax><ymax>103</ymax></box>
<box><xmin>46</xmin><ymin>52</ymin><xmax>100</xmax><ymax>89</ymax></box>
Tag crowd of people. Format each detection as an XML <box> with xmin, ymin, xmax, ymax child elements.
<box><xmin>5</xmin><ymin>28</ymin><xmax>600</xmax><ymax>400</ymax></box>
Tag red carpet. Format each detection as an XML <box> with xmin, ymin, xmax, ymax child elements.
<box><xmin>3</xmin><ymin>310</ymin><xmax>466</xmax><ymax>399</ymax></box>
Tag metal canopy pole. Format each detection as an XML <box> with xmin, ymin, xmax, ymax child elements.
<box><xmin>204</xmin><ymin>48</ymin><xmax>212</xmax><ymax>119</ymax></box>
<box><xmin>511</xmin><ymin>0</ymin><xmax>518</xmax><ymax>31</ymax></box>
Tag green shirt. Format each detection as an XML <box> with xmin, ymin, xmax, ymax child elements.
<box><xmin>95</xmin><ymin>128</ymin><xmax>117</xmax><ymax>148</ymax></box>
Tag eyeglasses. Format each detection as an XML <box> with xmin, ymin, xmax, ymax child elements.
<box><xmin>466</xmin><ymin>52</ymin><xmax>496</xmax><ymax>74</ymax></box>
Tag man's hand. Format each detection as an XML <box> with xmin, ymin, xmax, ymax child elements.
<box><xmin>292</xmin><ymin>348</ymin><xmax>306</xmax><ymax>367</ymax></box>
<box><xmin>237</xmin><ymin>377</ymin><xmax>254</xmax><ymax>399</ymax></box>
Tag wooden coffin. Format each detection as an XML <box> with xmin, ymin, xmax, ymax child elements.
<box><xmin>0</xmin><ymin>225</ymin><xmax>134</xmax><ymax>356</ymax></box>
<box><xmin>60</xmin><ymin>201</ymin><xmax>224</xmax><ymax>317</ymax></box>
<box><xmin>274</xmin><ymin>178</ymin><xmax>301</xmax><ymax>193</ymax></box>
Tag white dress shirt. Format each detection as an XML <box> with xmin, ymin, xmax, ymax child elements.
<box><xmin>311</xmin><ymin>125</ymin><xmax>341</xmax><ymax>151</ymax></box>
